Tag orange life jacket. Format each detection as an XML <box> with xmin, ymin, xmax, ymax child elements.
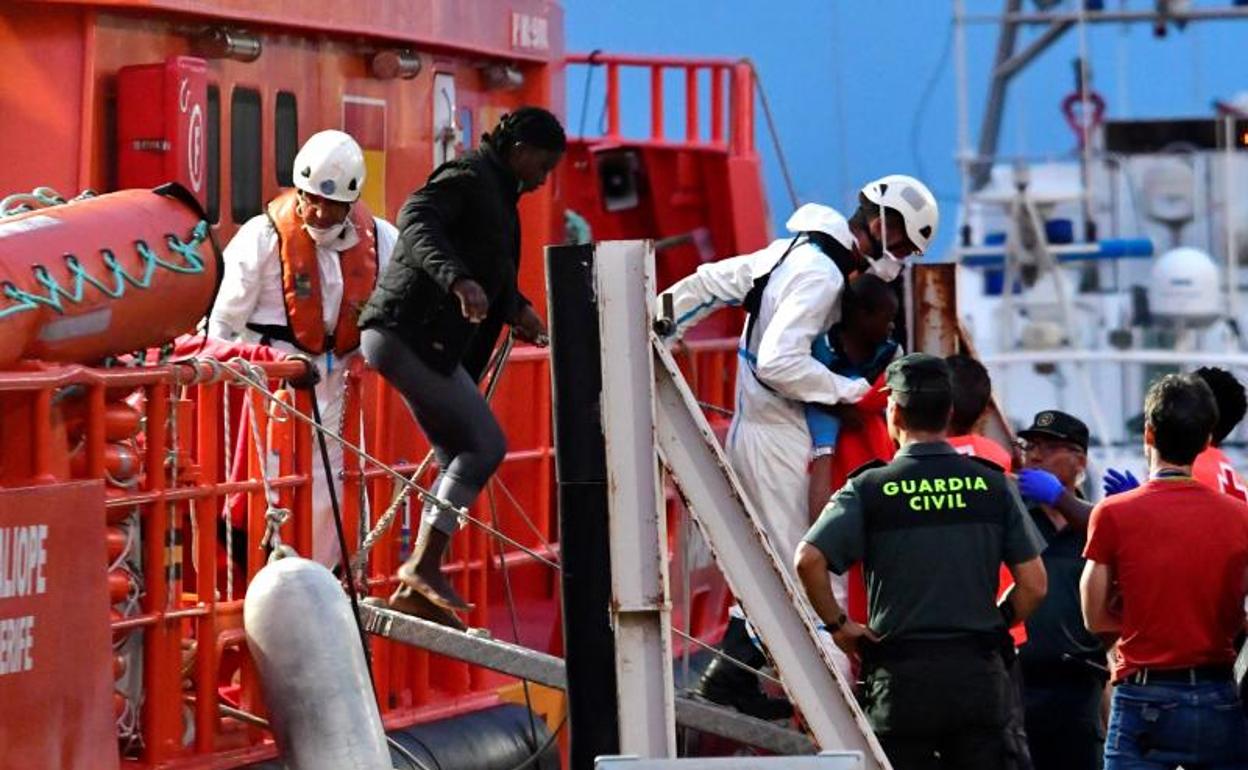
<box><xmin>264</xmin><ymin>190</ymin><xmax>378</xmax><ymax>356</ymax></box>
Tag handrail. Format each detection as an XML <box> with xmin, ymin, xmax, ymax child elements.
<box><xmin>565</xmin><ymin>51</ymin><xmax>754</xmax><ymax>154</ymax></box>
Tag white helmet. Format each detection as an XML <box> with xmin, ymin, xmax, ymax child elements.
<box><xmin>292</xmin><ymin>130</ymin><xmax>366</xmax><ymax>203</ymax></box>
<box><xmin>860</xmin><ymin>174</ymin><xmax>939</xmax><ymax>254</ymax></box>
<box><xmin>785</xmin><ymin>202</ymin><xmax>853</xmax><ymax>247</ymax></box>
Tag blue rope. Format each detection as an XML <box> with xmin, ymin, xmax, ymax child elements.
<box><xmin>0</xmin><ymin>220</ymin><xmax>210</xmax><ymax>320</ymax></box>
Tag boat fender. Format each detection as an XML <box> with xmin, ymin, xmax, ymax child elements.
<box><xmin>244</xmin><ymin>557</ymin><xmax>391</xmax><ymax>770</ymax></box>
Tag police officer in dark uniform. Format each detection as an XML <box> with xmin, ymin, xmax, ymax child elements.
<box><xmin>1014</xmin><ymin>410</ymin><xmax>1107</xmax><ymax>770</ymax></box>
<box><xmin>795</xmin><ymin>353</ymin><xmax>1049</xmax><ymax>770</ymax></box>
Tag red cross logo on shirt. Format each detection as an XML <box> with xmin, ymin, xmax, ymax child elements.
<box><xmin>1220</xmin><ymin>464</ymin><xmax>1248</xmax><ymax>503</ymax></box>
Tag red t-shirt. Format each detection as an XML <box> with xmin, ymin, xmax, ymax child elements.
<box><xmin>831</xmin><ymin>376</ymin><xmax>895</xmax><ymax>625</ymax></box>
<box><xmin>948</xmin><ymin>433</ymin><xmax>1027</xmax><ymax>646</ymax></box>
<box><xmin>1084</xmin><ymin>478</ymin><xmax>1248</xmax><ymax>682</ymax></box>
<box><xmin>948</xmin><ymin>433</ymin><xmax>1014</xmax><ymax>472</ymax></box>
<box><xmin>1193</xmin><ymin>446</ymin><xmax>1248</xmax><ymax>503</ymax></box>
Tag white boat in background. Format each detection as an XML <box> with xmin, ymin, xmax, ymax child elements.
<box><xmin>949</xmin><ymin>0</ymin><xmax>1248</xmax><ymax>488</ymax></box>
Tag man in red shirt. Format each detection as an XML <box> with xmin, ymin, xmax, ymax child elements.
<box><xmin>1082</xmin><ymin>372</ymin><xmax>1248</xmax><ymax>769</ymax></box>
<box><xmin>945</xmin><ymin>354</ymin><xmax>1014</xmax><ymax>470</ymax></box>
<box><xmin>944</xmin><ymin>354</ymin><xmax>1034</xmax><ymax>770</ymax></box>
<box><xmin>1193</xmin><ymin>367</ymin><xmax>1248</xmax><ymax>501</ymax></box>
<box><xmin>1103</xmin><ymin>367</ymin><xmax>1248</xmax><ymax>502</ymax></box>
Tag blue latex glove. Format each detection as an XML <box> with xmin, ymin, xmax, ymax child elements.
<box><xmin>1102</xmin><ymin>468</ymin><xmax>1140</xmax><ymax>497</ymax></box>
<box><xmin>805</xmin><ymin>403</ymin><xmax>841</xmax><ymax>451</ymax></box>
<box><xmin>1017</xmin><ymin>468</ymin><xmax>1064</xmax><ymax>505</ymax></box>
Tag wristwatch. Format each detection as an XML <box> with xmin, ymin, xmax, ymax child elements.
<box><xmin>824</xmin><ymin>612</ymin><xmax>848</xmax><ymax>634</ymax></box>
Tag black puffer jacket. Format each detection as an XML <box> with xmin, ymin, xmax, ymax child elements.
<box><xmin>359</xmin><ymin>142</ymin><xmax>528</xmax><ymax>380</ymax></box>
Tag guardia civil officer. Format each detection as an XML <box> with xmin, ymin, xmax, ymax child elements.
<box><xmin>795</xmin><ymin>353</ymin><xmax>1048</xmax><ymax>770</ymax></box>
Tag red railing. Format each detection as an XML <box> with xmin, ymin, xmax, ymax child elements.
<box><xmin>565</xmin><ymin>52</ymin><xmax>756</xmax><ymax>155</ymax></box>
<box><xmin>0</xmin><ymin>337</ymin><xmax>740</xmax><ymax>768</ymax></box>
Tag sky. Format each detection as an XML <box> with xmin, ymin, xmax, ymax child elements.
<box><xmin>563</xmin><ymin>0</ymin><xmax>1248</xmax><ymax>258</ymax></box>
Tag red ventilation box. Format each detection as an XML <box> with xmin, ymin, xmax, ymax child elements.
<box><xmin>116</xmin><ymin>56</ymin><xmax>208</xmax><ymax>207</ymax></box>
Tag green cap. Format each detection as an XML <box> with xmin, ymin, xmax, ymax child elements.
<box><xmin>884</xmin><ymin>353</ymin><xmax>952</xmax><ymax>405</ymax></box>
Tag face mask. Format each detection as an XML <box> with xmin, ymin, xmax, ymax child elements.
<box><xmin>305</xmin><ymin>223</ymin><xmax>346</xmax><ymax>246</ymax></box>
<box><xmin>864</xmin><ymin>203</ymin><xmax>905</xmax><ymax>282</ymax></box>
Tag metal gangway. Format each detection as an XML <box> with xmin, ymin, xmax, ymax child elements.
<box><xmin>360</xmin><ymin>240</ymin><xmax>888</xmax><ymax>769</ymax></box>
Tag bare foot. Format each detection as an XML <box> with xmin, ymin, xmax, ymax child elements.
<box><xmin>386</xmin><ymin>586</ymin><xmax>467</xmax><ymax>632</ymax></box>
<box><xmin>397</xmin><ymin>562</ymin><xmax>473</xmax><ymax>612</ymax></box>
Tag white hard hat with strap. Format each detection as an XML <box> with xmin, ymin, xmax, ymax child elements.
<box><xmin>860</xmin><ymin>174</ymin><xmax>939</xmax><ymax>254</ymax></box>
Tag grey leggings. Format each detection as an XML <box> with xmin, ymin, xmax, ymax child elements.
<box><xmin>361</xmin><ymin>327</ymin><xmax>506</xmax><ymax>534</ymax></box>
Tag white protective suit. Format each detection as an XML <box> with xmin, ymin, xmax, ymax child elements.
<box><xmin>209</xmin><ymin>213</ymin><xmax>398</xmax><ymax>565</ymax></box>
<box><xmin>661</xmin><ymin>203</ymin><xmax>873</xmax><ymax>676</ymax></box>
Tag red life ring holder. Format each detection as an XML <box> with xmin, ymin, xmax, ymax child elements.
<box><xmin>1061</xmin><ymin>89</ymin><xmax>1107</xmax><ymax>148</ymax></box>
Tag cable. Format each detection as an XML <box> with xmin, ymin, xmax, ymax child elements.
<box><xmin>308</xmin><ymin>382</ymin><xmax>376</xmax><ymax>679</ymax></box>
<box><xmin>576</xmin><ymin>49</ymin><xmax>602</xmax><ymax>138</ymax></box>
<box><xmin>488</xmin><ymin>483</ymin><xmax>541</xmax><ymax>752</ymax></box>
<box><xmin>744</xmin><ymin>59</ymin><xmax>800</xmax><ymax>211</ymax></box>
<box><xmin>697</xmin><ymin>400</ymin><xmax>734</xmax><ymax>418</ymax></box>
<box><xmin>206</xmin><ymin>697</ymin><xmax>439</xmax><ymax>770</ymax></box>
<box><xmin>389</xmin><ymin>735</ymin><xmax>441</xmax><ymax>770</ymax></box>
<box><xmin>501</xmin><ymin>715</ymin><xmax>566</xmax><ymax>770</ymax></box>
<box><xmin>672</xmin><ymin>627</ymin><xmax>784</xmax><ymax>687</ymax></box>
<box><xmin>908</xmin><ymin>19</ymin><xmax>959</xmax><ymax>201</ymax></box>
<box><xmin>217</xmin><ymin>360</ymin><xmax>560</xmax><ymax>571</ymax></box>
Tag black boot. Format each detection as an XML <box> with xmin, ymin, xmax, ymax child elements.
<box><xmin>694</xmin><ymin>617</ymin><xmax>793</xmax><ymax>720</ymax></box>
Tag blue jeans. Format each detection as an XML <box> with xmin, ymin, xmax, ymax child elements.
<box><xmin>1104</xmin><ymin>680</ymin><xmax>1248</xmax><ymax>769</ymax></box>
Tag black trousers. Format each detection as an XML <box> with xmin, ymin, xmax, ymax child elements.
<box><xmin>861</xmin><ymin>638</ymin><xmax>1013</xmax><ymax>770</ymax></box>
<box><xmin>1022</xmin><ymin>665</ymin><xmax>1105</xmax><ymax>770</ymax></box>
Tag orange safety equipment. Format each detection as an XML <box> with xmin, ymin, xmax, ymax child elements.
<box><xmin>264</xmin><ymin>190</ymin><xmax>378</xmax><ymax>356</ymax></box>
<box><xmin>0</xmin><ymin>184</ymin><xmax>220</xmax><ymax>368</ymax></box>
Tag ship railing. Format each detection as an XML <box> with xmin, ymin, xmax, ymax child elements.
<box><xmin>565</xmin><ymin>52</ymin><xmax>756</xmax><ymax>156</ymax></box>
<box><xmin>0</xmin><ymin>338</ymin><xmax>740</xmax><ymax>767</ymax></box>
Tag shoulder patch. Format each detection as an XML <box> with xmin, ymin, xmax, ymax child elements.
<box><xmin>965</xmin><ymin>454</ymin><xmax>1005</xmax><ymax>473</ymax></box>
<box><xmin>847</xmin><ymin>458</ymin><xmax>888</xmax><ymax>479</ymax></box>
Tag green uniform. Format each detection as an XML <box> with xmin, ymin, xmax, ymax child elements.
<box><xmin>805</xmin><ymin>439</ymin><xmax>1045</xmax><ymax>770</ymax></box>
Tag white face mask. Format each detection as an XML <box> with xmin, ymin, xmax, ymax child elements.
<box><xmin>304</xmin><ymin>222</ymin><xmax>346</xmax><ymax>246</ymax></box>
<box><xmin>865</xmin><ymin>203</ymin><xmax>906</xmax><ymax>282</ymax></box>
<box><xmin>866</xmin><ymin>252</ymin><xmax>904</xmax><ymax>282</ymax></box>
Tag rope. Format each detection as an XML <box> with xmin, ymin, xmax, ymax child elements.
<box><xmin>0</xmin><ymin>186</ymin><xmax>86</xmax><ymax>217</ymax></box>
<box><xmin>214</xmin><ymin>358</ymin><xmax>561</xmax><ymax>572</ymax></box>
<box><xmin>0</xmin><ymin>220</ymin><xmax>211</xmax><ymax>320</ymax></box>
<box><xmin>237</xmin><ymin>362</ymin><xmax>292</xmax><ymax>558</ymax></box>
<box><xmin>350</xmin><ymin>333</ymin><xmax>515</xmax><ymax>576</ymax></box>
<box><xmin>697</xmin><ymin>400</ymin><xmax>735</xmax><ymax>418</ymax></box>
<box><xmin>744</xmin><ymin>59</ymin><xmax>799</xmax><ymax>211</ymax></box>
<box><xmin>216</xmin><ymin>356</ymin><xmax>791</xmax><ymax>703</ymax></box>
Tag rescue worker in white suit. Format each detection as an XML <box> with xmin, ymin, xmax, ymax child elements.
<box><xmin>658</xmin><ymin>175</ymin><xmax>938</xmax><ymax>717</ymax></box>
<box><xmin>209</xmin><ymin>130</ymin><xmax>398</xmax><ymax>566</ymax></box>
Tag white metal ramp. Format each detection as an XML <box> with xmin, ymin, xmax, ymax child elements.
<box><xmin>587</xmin><ymin>240</ymin><xmax>888</xmax><ymax>767</ymax></box>
<box><xmin>360</xmin><ymin>602</ymin><xmax>816</xmax><ymax>756</ymax></box>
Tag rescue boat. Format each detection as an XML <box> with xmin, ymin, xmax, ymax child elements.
<box><xmin>0</xmin><ymin>1</ymin><xmax>770</xmax><ymax>767</ymax></box>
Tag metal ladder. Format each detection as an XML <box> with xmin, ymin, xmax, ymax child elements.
<box><xmin>360</xmin><ymin>602</ymin><xmax>816</xmax><ymax>756</ymax></box>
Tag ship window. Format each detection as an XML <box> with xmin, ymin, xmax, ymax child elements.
<box><xmin>230</xmin><ymin>86</ymin><xmax>262</xmax><ymax>224</ymax></box>
<box><xmin>206</xmin><ymin>84</ymin><xmax>221</xmax><ymax>224</ymax></box>
<box><xmin>275</xmin><ymin>91</ymin><xmax>298</xmax><ymax>188</ymax></box>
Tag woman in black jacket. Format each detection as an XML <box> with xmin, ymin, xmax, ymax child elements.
<box><xmin>359</xmin><ymin>108</ymin><xmax>565</xmax><ymax>625</ymax></box>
